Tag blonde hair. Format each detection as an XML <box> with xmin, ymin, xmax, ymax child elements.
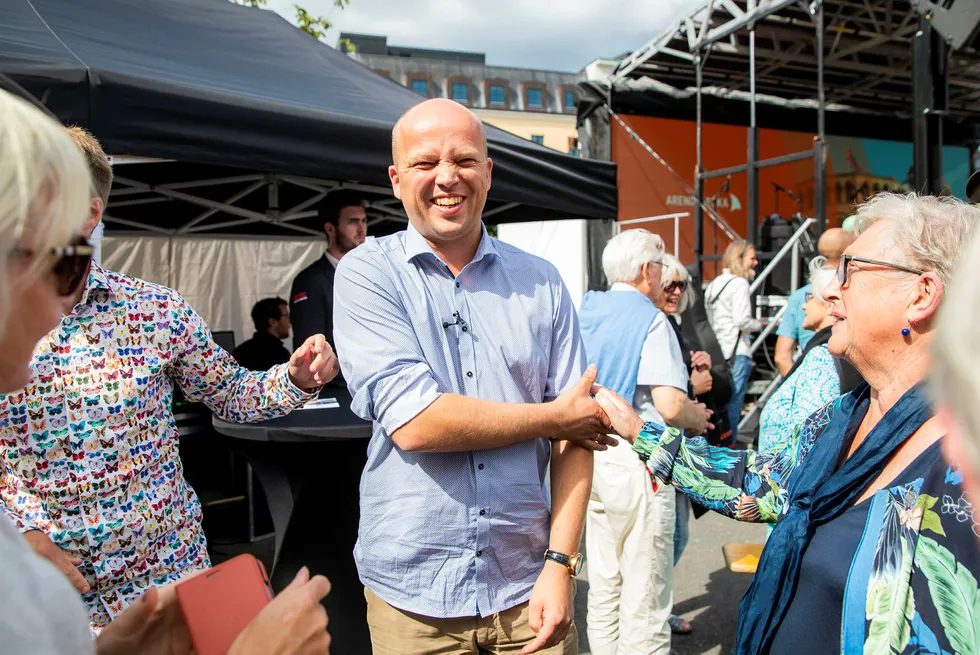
<box><xmin>660</xmin><ymin>253</ymin><xmax>695</xmax><ymax>314</ymax></box>
<box><xmin>934</xmin><ymin>227</ymin><xmax>980</xmax><ymax>482</ymax></box>
<box><xmin>723</xmin><ymin>240</ymin><xmax>755</xmax><ymax>279</ymax></box>
<box><xmin>65</xmin><ymin>126</ymin><xmax>112</xmax><ymax>205</ymax></box>
<box><xmin>0</xmin><ymin>90</ymin><xmax>92</xmax><ymax>339</ymax></box>
<box><xmin>602</xmin><ymin>228</ymin><xmax>665</xmax><ymax>285</ymax></box>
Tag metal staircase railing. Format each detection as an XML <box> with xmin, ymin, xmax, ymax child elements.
<box><xmin>736</xmin><ymin>217</ymin><xmax>817</xmax><ymax>434</ymax></box>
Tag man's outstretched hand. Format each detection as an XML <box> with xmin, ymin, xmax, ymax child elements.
<box><xmin>549</xmin><ymin>364</ymin><xmax>617</xmax><ymax>451</ymax></box>
<box><xmin>288</xmin><ymin>335</ymin><xmax>340</xmax><ymax>391</ymax></box>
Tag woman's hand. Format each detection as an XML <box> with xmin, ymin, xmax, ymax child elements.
<box><xmin>590</xmin><ymin>386</ymin><xmax>644</xmax><ymax>444</ymax></box>
<box><xmin>95</xmin><ymin>584</ymin><xmax>192</xmax><ymax>655</ymax></box>
<box><xmin>229</xmin><ymin>567</ymin><xmax>331</xmax><ymax>655</ymax></box>
<box><xmin>690</xmin><ymin>350</ymin><xmax>712</xmax><ymax>371</ymax></box>
<box><xmin>691</xmin><ymin>368</ymin><xmax>713</xmax><ymax>395</ymax></box>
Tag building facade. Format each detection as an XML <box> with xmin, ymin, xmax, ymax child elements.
<box><xmin>341</xmin><ymin>33</ymin><xmax>583</xmax><ymax>155</ymax></box>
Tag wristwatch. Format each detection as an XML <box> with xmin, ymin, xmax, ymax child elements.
<box><xmin>544</xmin><ymin>549</ymin><xmax>584</xmax><ymax>576</ymax></box>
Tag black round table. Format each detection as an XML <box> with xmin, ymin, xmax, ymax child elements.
<box><xmin>212</xmin><ymin>388</ymin><xmax>372</xmax><ymax>654</ymax></box>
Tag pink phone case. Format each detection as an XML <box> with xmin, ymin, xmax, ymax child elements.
<box><xmin>175</xmin><ymin>554</ymin><xmax>273</xmax><ymax>655</ymax></box>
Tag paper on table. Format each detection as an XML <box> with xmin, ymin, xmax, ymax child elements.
<box><xmin>298</xmin><ymin>397</ymin><xmax>340</xmax><ymax>410</ymax></box>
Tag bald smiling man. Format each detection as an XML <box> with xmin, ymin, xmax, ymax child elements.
<box><xmin>332</xmin><ymin>99</ymin><xmax>612</xmax><ymax>654</ymax></box>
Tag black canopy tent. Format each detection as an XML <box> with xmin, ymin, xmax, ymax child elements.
<box><xmin>1</xmin><ymin>0</ymin><xmax>618</xmax><ymax>237</ymax></box>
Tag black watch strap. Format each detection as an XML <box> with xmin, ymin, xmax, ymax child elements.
<box><xmin>544</xmin><ymin>549</ymin><xmax>570</xmax><ymax>567</ymax></box>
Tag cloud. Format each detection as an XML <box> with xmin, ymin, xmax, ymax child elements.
<box><xmin>263</xmin><ymin>0</ymin><xmax>700</xmax><ymax>71</ymax></box>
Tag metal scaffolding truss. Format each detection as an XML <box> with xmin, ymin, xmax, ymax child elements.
<box><xmin>613</xmin><ymin>0</ymin><xmax>980</xmax><ymax>118</ymax></box>
<box><xmin>609</xmin><ymin>0</ymin><xmax>980</xmax><ymax>275</ymax></box>
<box><xmin>102</xmin><ymin>163</ymin><xmax>409</xmax><ymax>239</ymax></box>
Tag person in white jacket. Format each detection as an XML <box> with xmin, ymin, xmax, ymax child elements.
<box><xmin>703</xmin><ymin>241</ymin><xmax>763</xmax><ymax>433</ymax></box>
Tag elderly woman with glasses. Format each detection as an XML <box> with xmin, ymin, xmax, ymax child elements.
<box><xmin>592</xmin><ymin>192</ymin><xmax>980</xmax><ymax>654</ymax></box>
<box><xmin>0</xmin><ymin>90</ymin><xmax>332</xmax><ymax>655</ymax></box>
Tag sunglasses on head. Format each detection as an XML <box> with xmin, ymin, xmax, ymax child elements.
<box><xmin>664</xmin><ymin>281</ymin><xmax>688</xmax><ymax>293</ymax></box>
<box><xmin>11</xmin><ymin>236</ymin><xmax>94</xmax><ymax>296</ymax></box>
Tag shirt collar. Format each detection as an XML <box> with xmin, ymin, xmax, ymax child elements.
<box><xmin>80</xmin><ymin>262</ymin><xmax>113</xmax><ymax>305</ymax></box>
<box><xmin>404</xmin><ymin>222</ymin><xmax>498</xmax><ymax>267</ymax></box>
<box><xmin>610</xmin><ymin>282</ymin><xmax>644</xmax><ymax>295</ymax></box>
<box><xmin>325</xmin><ymin>251</ymin><xmax>341</xmax><ymax>269</ymax></box>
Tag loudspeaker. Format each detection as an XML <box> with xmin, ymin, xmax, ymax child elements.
<box><xmin>916</xmin><ymin>0</ymin><xmax>980</xmax><ymax>51</ymax></box>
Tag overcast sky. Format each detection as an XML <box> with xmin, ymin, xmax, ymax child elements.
<box><xmin>263</xmin><ymin>0</ymin><xmax>700</xmax><ymax>72</ymax></box>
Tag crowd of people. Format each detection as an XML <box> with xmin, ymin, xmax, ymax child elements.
<box><xmin>3</xmin><ymin>84</ymin><xmax>980</xmax><ymax>655</ymax></box>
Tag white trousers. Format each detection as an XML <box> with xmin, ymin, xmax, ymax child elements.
<box><xmin>586</xmin><ymin>457</ymin><xmax>675</xmax><ymax>655</ymax></box>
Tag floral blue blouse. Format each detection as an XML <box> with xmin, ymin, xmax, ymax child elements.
<box><xmin>633</xmin><ymin>399</ymin><xmax>980</xmax><ymax>654</ymax></box>
<box><xmin>759</xmin><ymin>344</ymin><xmax>839</xmax><ymax>461</ymax></box>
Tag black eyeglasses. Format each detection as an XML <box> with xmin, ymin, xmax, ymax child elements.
<box><xmin>836</xmin><ymin>255</ymin><xmax>924</xmax><ymax>288</ymax></box>
<box><xmin>11</xmin><ymin>237</ymin><xmax>94</xmax><ymax>296</ymax></box>
<box><xmin>664</xmin><ymin>281</ymin><xmax>688</xmax><ymax>293</ymax></box>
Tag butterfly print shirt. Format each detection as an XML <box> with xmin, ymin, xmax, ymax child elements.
<box><xmin>0</xmin><ymin>264</ymin><xmax>315</xmax><ymax>629</ymax></box>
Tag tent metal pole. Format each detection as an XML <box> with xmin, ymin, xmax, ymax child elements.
<box><xmin>281</xmin><ymin>192</ymin><xmax>328</xmax><ymax>220</ymax></box>
<box><xmin>482</xmin><ymin>202</ymin><xmax>521</xmax><ymax>219</ymax></box>
<box><xmin>102</xmin><ymin>214</ymin><xmax>175</xmax><ymax>234</ymax></box>
<box><xmin>746</xmin><ymin>0</ymin><xmax>759</xmax><ymax>248</ymax></box>
<box><xmin>695</xmin><ymin>49</ymin><xmax>705</xmax><ymax>279</ymax></box>
<box><xmin>177</xmin><ymin>180</ymin><xmax>267</xmax><ymax>233</ymax></box>
<box><xmin>815</xmin><ymin>0</ymin><xmax>827</xmax><ymax>234</ymax></box>
<box><xmin>183</xmin><ymin>217</ymin><xmax>322</xmax><ymax>236</ymax></box>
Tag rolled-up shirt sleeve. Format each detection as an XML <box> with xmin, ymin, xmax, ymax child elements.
<box><xmin>333</xmin><ymin>250</ymin><xmax>442</xmax><ymax>435</ymax></box>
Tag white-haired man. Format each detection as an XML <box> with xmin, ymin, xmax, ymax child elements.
<box><xmin>578</xmin><ymin>229</ymin><xmax>712</xmax><ymax>655</ymax></box>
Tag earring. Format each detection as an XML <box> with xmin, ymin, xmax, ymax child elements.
<box><xmin>901</xmin><ymin>323</ymin><xmax>911</xmax><ymax>337</ymax></box>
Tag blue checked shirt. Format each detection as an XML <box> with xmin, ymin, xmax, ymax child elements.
<box><xmin>333</xmin><ymin>223</ymin><xmax>586</xmax><ymax>618</ymax></box>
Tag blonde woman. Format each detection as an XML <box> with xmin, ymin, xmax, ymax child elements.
<box><xmin>704</xmin><ymin>241</ymin><xmax>762</xmax><ymax>430</ymax></box>
<box><xmin>0</xmin><ymin>90</ymin><xmax>331</xmax><ymax>654</ymax></box>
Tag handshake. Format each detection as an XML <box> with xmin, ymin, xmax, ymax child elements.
<box><xmin>551</xmin><ymin>364</ymin><xmax>712</xmax><ymax>448</ymax></box>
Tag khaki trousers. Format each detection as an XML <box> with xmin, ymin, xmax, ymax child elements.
<box><xmin>365</xmin><ymin>587</ymin><xmax>578</xmax><ymax>655</ymax></box>
<box><xmin>586</xmin><ymin>456</ymin><xmax>675</xmax><ymax>655</ymax></box>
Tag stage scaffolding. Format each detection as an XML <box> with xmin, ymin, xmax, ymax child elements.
<box><xmin>608</xmin><ymin>0</ymin><xmax>980</xmax><ymax>274</ymax></box>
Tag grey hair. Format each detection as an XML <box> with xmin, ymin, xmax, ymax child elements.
<box><xmin>854</xmin><ymin>192</ymin><xmax>980</xmax><ymax>287</ymax></box>
<box><xmin>660</xmin><ymin>253</ymin><xmax>695</xmax><ymax>314</ymax></box>
<box><xmin>602</xmin><ymin>228</ymin><xmax>665</xmax><ymax>286</ymax></box>
<box><xmin>808</xmin><ymin>265</ymin><xmax>836</xmax><ymax>303</ymax></box>
<box><xmin>0</xmin><ymin>90</ymin><xmax>91</xmax><ymax>340</ymax></box>
<box><xmin>933</xmin><ymin>227</ymin><xmax>980</xmax><ymax>482</ymax></box>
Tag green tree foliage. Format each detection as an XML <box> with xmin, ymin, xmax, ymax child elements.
<box><xmin>231</xmin><ymin>0</ymin><xmax>353</xmax><ymax>50</ymax></box>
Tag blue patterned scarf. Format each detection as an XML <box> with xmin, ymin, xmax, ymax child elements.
<box><xmin>734</xmin><ymin>380</ymin><xmax>934</xmax><ymax>653</ymax></box>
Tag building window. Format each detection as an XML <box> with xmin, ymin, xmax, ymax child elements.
<box><xmin>451</xmin><ymin>82</ymin><xmax>469</xmax><ymax>103</ymax></box>
<box><xmin>531</xmin><ymin>135</ymin><xmax>545</xmax><ymax>145</ymax></box>
<box><xmin>526</xmin><ymin>87</ymin><xmax>544</xmax><ymax>109</ymax></box>
<box><xmin>489</xmin><ymin>84</ymin><xmax>506</xmax><ymax>105</ymax></box>
<box><xmin>410</xmin><ymin>79</ymin><xmax>429</xmax><ymax>96</ymax></box>
<box><xmin>564</xmin><ymin>89</ymin><xmax>575</xmax><ymax>110</ymax></box>
<box><xmin>568</xmin><ymin>137</ymin><xmax>580</xmax><ymax>156</ymax></box>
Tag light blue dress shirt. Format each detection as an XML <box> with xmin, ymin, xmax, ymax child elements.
<box><xmin>332</xmin><ymin>223</ymin><xmax>586</xmax><ymax>618</ymax></box>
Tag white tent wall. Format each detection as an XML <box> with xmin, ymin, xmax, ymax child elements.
<box><xmin>102</xmin><ymin>237</ymin><xmax>325</xmax><ymax>353</ymax></box>
<box><xmin>497</xmin><ymin>220</ymin><xmax>588</xmax><ymax>307</ymax></box>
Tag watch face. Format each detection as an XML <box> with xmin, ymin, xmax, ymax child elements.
<box><xmin>569</xmin><ymin>553</ymin><xmax>584</xmax><ymax>576</ymax></box>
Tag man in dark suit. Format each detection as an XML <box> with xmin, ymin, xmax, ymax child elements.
<box><xmin>232</xmin><ymin>297</ymin><xmax>292</xmax><ymax>370</ymax></box>
<box><xmin>290</xmin><ymin>190</ymin><xmax>367</xmax><ymax>386</ymax></box>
